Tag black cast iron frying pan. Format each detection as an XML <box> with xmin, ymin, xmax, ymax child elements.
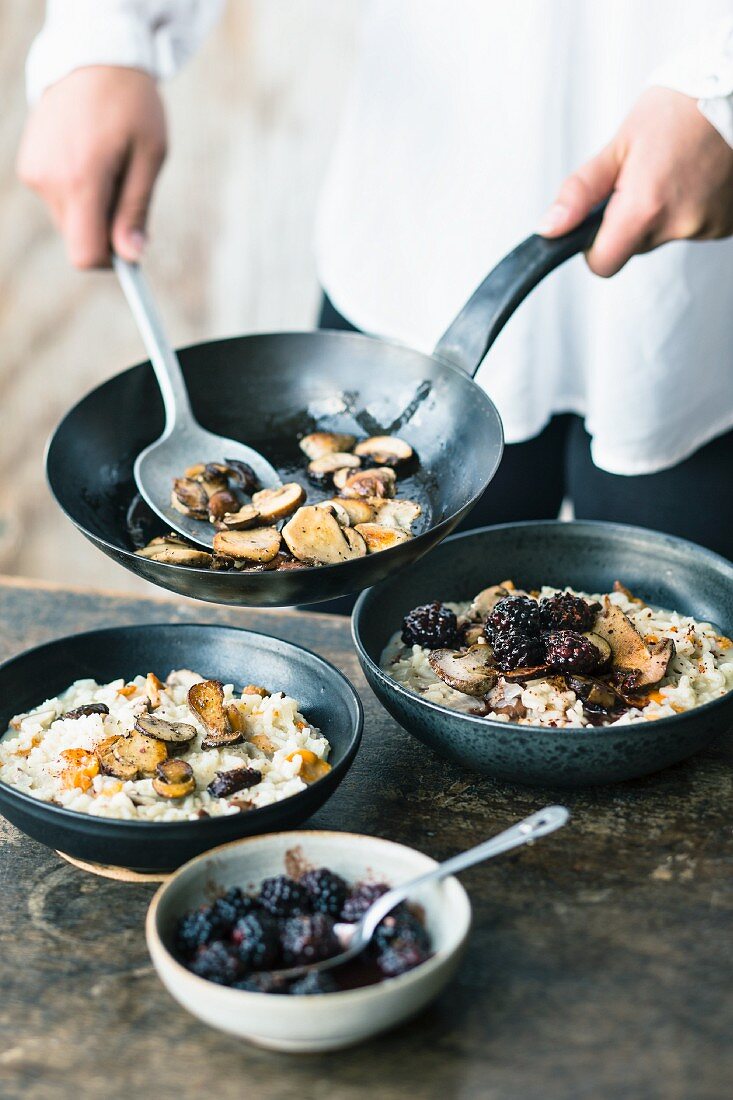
<box><xmin>46</xmin><ymin>206</ymin><xmax>606</xmax><ymax>607</ymax></box>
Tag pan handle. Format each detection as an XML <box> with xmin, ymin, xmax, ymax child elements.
<box><xmin>433</xmin><ymin>199</ymin><xmax>609</xmax><ymax>377</ymax></box>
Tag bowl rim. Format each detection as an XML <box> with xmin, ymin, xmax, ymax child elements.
<box><xmin>45</xmin><ymin>328</ymin><xmax>504</xmax><ymax>578</ymax></box>
<box><xmin>351</xmin><ymin>518</ymin><xmax>733</xmax><ymax>739</ymax></box>
<box><xmin>0</xmin><ymin>622</ymin><xmax>363</xmax><ymax>830</ymax></box>
<box><xmin>146</xmin><ymin>828</ymin><xmax>472</xmax><ymax>1004</ymax></box>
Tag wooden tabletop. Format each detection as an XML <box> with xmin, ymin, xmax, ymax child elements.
<box><xmin>0</xmin><ymin>576</ymin><xmax>730</xmax><ymax>1100</ymax></box>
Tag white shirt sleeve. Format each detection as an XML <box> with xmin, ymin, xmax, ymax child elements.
<box><xmin>647</xmin><ymin>15</ymin><xmax>733</xmax><ymax>147</ymax></box>
<box><xmin>26</xmin><ymin>0</ymin><xmax>226</xmax><ymax>102</ymax></box>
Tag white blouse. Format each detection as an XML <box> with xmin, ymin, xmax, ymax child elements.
<box><xmin>27</xmin><ymin>0</ymin><xmax>733</xmax><ymax>474</ymax></box>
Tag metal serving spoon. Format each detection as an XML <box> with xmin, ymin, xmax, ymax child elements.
<box><xmin>271</xmin><ymin>804</ymin><xmax>569</xmax><ymax>982</ymax></box>
<box><xmin>114</xmin><ymin>257</ymin><xmax>281</xmax><ymax>549</ymax></box>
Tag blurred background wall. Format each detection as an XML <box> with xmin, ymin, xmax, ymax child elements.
<box><xmin>0</xmin><ymin>1</ymin><xmax>359</xmax><ymax>593</ymax></box>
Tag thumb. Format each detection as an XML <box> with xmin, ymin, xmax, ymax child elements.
<box><xmin>537</xmin><ymin>143</ymin><xmax>620</xmax><ymax>237</ymax></box>
<box><xmin>110</xmin><ymin>142</ymin><xmax>165</xmax><ymax>261</ymax></box>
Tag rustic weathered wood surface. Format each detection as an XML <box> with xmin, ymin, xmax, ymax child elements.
<box><xmin>0</xmin><ymin>576</ymin><xmax>730</xmax><ymax>1100</ymax></box>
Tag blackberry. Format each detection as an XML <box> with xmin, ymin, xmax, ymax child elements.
<box><xmin>485</xmin><ymin>596</ymin><xmax>540</xmax><ymax>642</ymax></box>
<box><xmin>231</xmin><ymin>911</ymin><xmax>281</xmax><ymax>970</ymax></box>
<box><xmin>258</xmin><ymin>875</ymin><xmax>310</xmax><ymax>917</ymax></box>
<box><xmin>401</xmin><ymin>602</ymin><xmax>458</xmax><ymax>649</ymax></box>
<box><xmin>492</xmin><ymin>631</ymin><xmax>545</xmax><ymax>671</ymax></box>
<box><xmin>539</xmin><ymin>592</ymin><xmax>598</xmax><ymax>633</ymax></box>
<box><xmin>289</xmin><ymin>970</ymin><xmax>338</xmax><ymax>996</ymax></box>
<box><xmin>233</xmin><ymin>972</ymin><xmax>288</xmax><ymax>994</ymax></box>
<box><xmin>211</xmin><ymin>886</ymin><xmax>258</xmax><ymax>931</ymax></box>
<box><xmin>175</xmin><ymin>907</ymin><xmax>218</xmax><ymax>957</ymax></box>
<box><xmin>373</xmin><ymin>910</ymin><xmax>430</xmax><ymax>954</ymax></box>
<box><xmin>281</xmin><ymin>913</ymin><xmax>340</xmax><ymax>966</ymax></box>
<box><xmin>300</xmin><ymin>868</ymin><xmax>348</xmax><ymax>917</ymax></box>
<box><xmin>377</xmin><ymin>940</ymin><xmax>430</xmax><ymax>978</ymax></box>
<box><xmin>340</xmin><ymin>882</ymin><xmax>389</xmax><ymax>923</ymax></box>
<box><xmin>190</xmin><ymin>941</ymin><xmax>240</xmax><ymax>985</ymax></box>
<box><xmin>544</xmin><ymin>630</ymin><xmax>602</xmax><ymax>674</ymax></box>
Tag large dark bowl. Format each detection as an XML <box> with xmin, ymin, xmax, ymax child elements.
<box><xmin>0</xmin><ymin>624</ymin><xmax>362</xmax><ymax>871</ymax></box>
<box><xmin>352</xmin><ymin>521</ymin><xmax>733</xmax><ymax>787</ymax></box>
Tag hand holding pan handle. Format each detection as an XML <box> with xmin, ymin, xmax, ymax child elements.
<box><xmin>433</xmin><ymin>198</ymin><xmax>609</xmax><ymax>377</ymax></box>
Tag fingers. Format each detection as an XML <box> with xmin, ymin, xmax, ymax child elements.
<box><xmin>537</xmin><ymin>144</ymin><xmax>619</xmax><ymax>236</ymax></box>
<box><xmin>110</xmin><ymin>137</ymin><xmax>166</xmax><ymax>262</ymax></box>
<box><xmin>60</xmin><ymin>177</ymin><xmax>116</xmax><ymax>269</ymax></box>
<box><xmin>584</xmin><ymin>186</ymin><xmax>664</xmax><ymax>277</ymax></box>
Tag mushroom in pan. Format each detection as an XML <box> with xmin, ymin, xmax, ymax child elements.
<box><xmin>207</xmin><ymin>488</ymin><xmax>242</xmax><ymax>522</ymax></box>
<box><xmin>324</xmin><ymin>497</ymin><xmax>375</xmax><ymax>525</ymax></box>
<box><xmin>212</xmin><ymin>527</ymin><xmax>282</xmax><ymax>563</ymax></box>
<box><xmin>371</xmin><ymin>498</ymin><xmax>422</xmax><ymax>533</ymax></box>
<box><xmin>223</xmin><ymin>458</ymin><xmax>260</xmax><ymax>495</ymax></box>
<box><xmin>282</xmin><ymin>505</ymin><xmax>367</xmax><ymax>564</ymax></box>
<box><xmin>251</xmin><ymin>483</ymin><xmax>306</xmax><ymax>522</ymax></box>
<box><xmin>354</xmin><ymin>522</ymin><xmax>410</xmax><ymax>553</ymax></box>
<box><xmin>567</xmin><ymin>675</ymin><xmax>619</xmax><ymax>711</ymax></box>
<box><xmin>188</xmin><ymin>679</ymin><xmax>245</xmax><ymax>749</ymax></box>
<box><xmin>582</xmin><ymin>631</ymin><xmax>612</xmax><ymax>666</ymax></box>
<box><xmin>299</xmin><ymin>431</ymin><xmax>357</xmax><ymax>460</ymax></box>
<box><xmin>428</xmin><ymin>645</ymin><xmax>498</xmax><ymax>696</ymax></box>
<box><xmin>216</xmin><ymin>503</ymin><xmax>261</xmax><ymax>530</ymax></box>
<box><xmin>501</xmin><ymin>664</ymin><xmax>551</xmax><ymax>682</ymax></box>
<box><xmin>135</xmin><ymin>713</ymin><xmax>197</xmax><ymax>743</ymax></box>
<box><xmin>63</xmin><ymin>703</ymin><xmax>110</xmax><ymax>720</ymax></box>
<box><xmin>307</xmin><ymin>452</ymin><xmax>361</xmax><ymax>483</ymax></box>
<box><xmin>153</xmin><ymin>759</ymin><xmax>196</xmax><ymax>799</ymax></box>
<box><xmin>207</xmin><ymin>767</ymin><xmax>262</xmax><ymax>798</ymax></box>
<box><xmin>171</xmin><ymin>477</ymin><xmax>209</xmax><ymax>519</ymax></box>
<box><xmin>96</xmin><ymin>736</ymin><xmax>138</xmax><ymax>781</ymax></box>
<box><xmin>593</xmin><ymin>598</ymin><xmax>675</xmax><ymax>688</ymax></box>
<box><xmin>467</xmin><ymin>583</ymin><xmax>513</xmax><ymax>621</ymax></box>
<box><xmin>315</xmin><ymin>500</ymin><xmax>352</xmax><ymax>527</ymax></box>
<box><xmin>335</xmin><ymin>467</ymin><xmax>397</xmax><ymax>499</ymax></box>
<box><xmin>353</xmin><ymin>435</ymin><xmax>414</xmax><ymax>467</ymax></box>
<box><xmin>134</xmin><ymin>536</ymin><xmax>213</xmax><ymax>568</ymax></box>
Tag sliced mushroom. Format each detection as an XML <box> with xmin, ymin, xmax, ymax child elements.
<box><xmin>207</xmin><ymin>767</ymin><xmax>262</xmax><ymax>798</ymax></box>
<box><xmin>282</xmin><ymin>505</ymin><xmax>366</xmax><ymax>564</ymax></box>
<box><xmin>153</xmin><ymin>759</ymin><xmax>196</xmax><ymax>799</ymax></box>
<box><xmin>217</xmin><ymin>503</ymin><xmax>261</xmax><ymax>530</ymax></box>
<box><xmin>112</xmin><ymin>731</ymin><xmax>168</xmax><ymax>777</ymax></box>
<box><xmin>371</xmin><ymin>498</ymin><xmax>422</xmax><ymax>533</ymax></box>
<box><xmin>63</xmin><ymin>703</ymin><xmax>110</xmax><ymax>720</ymax></box>
<box><xmin>502</xmin><ymin>664</ymin><xmax>552</xmax><ymax>683</ymax></box>
<box><xmin>145</xmin><ymin>671</ymin><xmax>163</xmax><ymax>709</ymax></box>
<box><xmin>299</xmin><ymin>431</ymin><xmax>357</xmax><ymax>461</ymax></box>
<box><xmin>188</xmin><ymin>679</ymin><xmax>244</xmax><ymax>749</ymax></box>
<box><xmin>583</xmin><ymin>631</ymin><xmax>613</xmax><ymax>667</ymax></box>
<box><xmin>200</xmin><ymin>464</ymin><xmax>230</xmax><ymax>494</ymax></box>
<box><xmin>353</xmin><ymin>435</ymin><xmax>414</xmax><ymax>467</ymax></box>
<box><xmin>134</xmin><ymin>538</ymin><xmax>213</xmax><ymax>567</ymax></box>
<box><xmin>171</xmin><ymin>477</ymin><xmax>209</xmax><ymax>518</ymax></box>
<box><xmin>336</xmin><ymin>467</ymin><xmax>397</xmax><ymax>499</ymax></box>
<box><xmin>354</xmin><ymin>522</ymin><xmax>410</xmax><ymax>553</ymax></box>
<box><xmin>458</xmin><ymin>621</ymin><xmax>487</xmax><ymax>647</ymax></box>
<box><xmin>567</xmin><ymin>675</ymin><xmax>619</xmax><ymax>711</ymax></box>
<box><xmin>96</xmin><ymin>736</ymin><xmax>138</xmax><ymax>781</ymax></box>
<box><xmin>593</xmin><ymin>598</ymin><xmax>675</xmax><ymax>688</ymax></box>
<box><xmin>468</xmin><ymin>584</ymin><xmax>512</xmax><ymax>621</ymax></box>
<box><xmin>307</xmin><ymin>453</ymin><xmax>361</xmax><ymax>483</ymax></box>
<box><xmin>315</xmin><ymin>500</ymin><xmax>351</xmax><ymax>527</ymax></box>
<box><xmin>327</xmin><ymin>498</ymin><xmax>376</xmax><ymax>525</ymax></box>
<box><xmin>212</xmin><ymin>527</ymin><xmax>282</xmax><ymax>562</ymax></box>
<box><xmin>224</xmin><ymin>458</ymin><xmax>260</xmax><ymax>494</ymax></box>
<box><xmin>242</xmin><ymin>684</ymin><xmax>269</xmax><ymax>698</ymax></box>
<box><xmin>135</xmin><ymin>713</ymin><xmax>197</xmax><ymax>744</ymax></box>
<box><xmin>207</xmin><ymin>488</ymin><xmax>241</xmax><ymax>522</ymax></box>
<box><xmin>184</xmin><ymin>463</ymin><xmax>206</xmax><ymax>479</ymax></box>
<box><xmin>428</xmin><ymin>645</ymin><xmax>498</xmax><ymax>696</ymax></box>
<box><xmin>251</xmin><ymin>482</ymin><xmax>306</xmax><ymax>522</ymax></box>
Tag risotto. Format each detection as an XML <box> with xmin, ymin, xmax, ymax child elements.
<box><xmin>382</xmin><ymin>584</ymin><xmax>733</xmax><ymax>728</ymax></box>
<box><xmin>0</xmin><ymin>669</ymin><xmax>331</xmax><ymax>822</ymax></box>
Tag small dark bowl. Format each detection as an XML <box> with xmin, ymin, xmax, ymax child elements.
<box><xmin>352</xmin><ymin>521</ymin><xmax>733</xmax><ymax>787</ymax></box>
<box><xmin>0</xmin><ymin>624</ymin><xmax>362</xmax><ymax>871</ymax></box>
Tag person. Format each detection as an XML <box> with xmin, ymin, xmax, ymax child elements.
<box><xmin>17</xmin><ymin>0</ymin><xmax>733</xmax><ymax>565</ymax></box>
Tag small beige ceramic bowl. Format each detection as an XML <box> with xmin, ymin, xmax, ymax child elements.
<box><xmin>146</xmin><ymin>830</ymin><xmax>472</xmax><ymax>1052</ymax></box>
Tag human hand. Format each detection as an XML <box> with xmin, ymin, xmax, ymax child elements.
<box><xmin>537</xmin><ymin>87</ymin><xmax>733</xmax><ymax>276</ymax></box>
<box><xmin>17</xmin><ymin>66</ymin><xmax>167</xmax><ymax>269</ymax></box>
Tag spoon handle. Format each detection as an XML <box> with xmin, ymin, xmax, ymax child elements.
<box><xmin>113</xmin><ymin>255</ymin><xmax>192</xmax><ymax>430</ymax></box>
<box><xmin>360</xmin><ymin>806</ymin><xmax>569</xmax><ymax>938</ymax></box>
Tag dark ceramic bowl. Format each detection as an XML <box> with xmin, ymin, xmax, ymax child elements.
<box><xmin>352</xmin><ymin>521</ymin><xmax>733</xmax><ymax>787</ymax></box>
<box><xmin>0</xmin><ymin>624</ymin><xmax>362</xmax><ymax>871</ymax></box>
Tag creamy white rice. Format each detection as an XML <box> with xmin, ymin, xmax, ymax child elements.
<box><xmin>0</xmin><ymin>669</ymin><xmax>330</xmax><ymax>822</ymax></box>
<box><xmin>381</xmin><ymin>587</ymin><xmax>733</xmax><ymax>728</ymax></box>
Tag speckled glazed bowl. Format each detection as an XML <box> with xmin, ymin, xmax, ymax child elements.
<box><xmin>352</xmin><ymin>521</ymin><xmax>733</xmax><ymax>787</ymax></box>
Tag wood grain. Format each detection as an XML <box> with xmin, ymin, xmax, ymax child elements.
<box><xmin>0</xmin><ymin>577</ymin><xmax>731</xmax><ymax>1099</ymax></box>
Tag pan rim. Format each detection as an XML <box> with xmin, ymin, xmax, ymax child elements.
<box><xmin>44</xmin><ymin>329</ymin><xmax>505</xmax><ymax>579</ymax></box>
<box><xmin>0</xmin><ymin>621</ymin><xmax>364</xmax><ymax>830</ymax></box>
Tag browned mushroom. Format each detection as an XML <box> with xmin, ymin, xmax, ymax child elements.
<box><xmin>282</xmin><ymin>505</ymin><xmax>366</xmax><ymax>564</ymax></box>
<box><xmin>371</xmin><ymin>498</ymin><xmax>422</xmax><ymax>533</ymax></box>
<box><xmin>135</xmin><ymin>713</ymin><xmax>198</xmax><ymax>744</ymax></box>
<box><xmin>353</xmin><ymin>435</ymin><xmax>414</xmax><ymax>467</ymax></box>
<box><xmin>326</xmin><ymin>498</ymin><xmax>375</xmax><ymax>525</ymax></box>
<box><xmin>223</xmin><ymin>458</ymin><xmax>260</xmax><ymax>494</ymax></box>
<box><xmin>216</xmin><ymin>503</ymin><xmax>261</xmax><ymax>530</ymax></box>
<box><xmin>353</xmin><ymin>522</ymin><xmax>410</xmax><ymax>553</ymax></box>
<box><xmin>242</xmin><ymin>684</ymin><xmax>269</xmax><ymax>698</ymax></box>
<box><xmin>212</xmin><ymin>527</ymin><xmax>282</xmax><ymax>562</ymax></box>
<box><xmin>299</xmin><ymin>431</ymin><xmax>357</xmax><ymax>460</ymax></box>
<box><xmin>207</xmin><ymin>767</ymin><xmax>262</xmax><ymax>798</ymax></box>
<box><xmin>315</xmin><ymin>500</ymin><xmax>352</xmax><ymax>527</ymax></box>
<box><xmin>96</xmin><ymin>736</ymin><xmax>138</xmax><ymax>781</ymax></box>
<box><xmin>583</xmin><ymin>632</ymin><xmax>613</xmax><ymax>666</ymax></box>
<box><xmin>207</xmin><ymin>488</ymin><xmax>241</xmax><ymax>522</ymax></box>
<box><xmin>567</xmin><ymin>675</ymin><xmax>619</xmax><ymax>711</ymax></box>
<box><xmin>112</xmin><ymin>731</ymin><xmax>168</xmax><ymax>777</ymax></box>
<box><xmin>502</xmin><ymin>664</ymin><xmax>552</xmax><ymax>682</ymax></box>
<box><xmin>153</xmin><ymin>759</ymin><xmax>196</xmax><ymax>799</ymax></box>
<box><xmin>188</xmin><ymin>679</ymin><xmax>244</xmax><ymax>749</ymax></box>
<box><xmin>63</xmin><ymin>703</ymin><xmax>110</xmax><ymax>720</ymax></box>
<box><xmin>335</xmin><ymin>467</ymin><xmax>397</xmax><ymax>499</ymax></box>
<box><xmin>428</xmin><ymin>645</ymin><xmax>498</xmax><ymax>696</ymax></box>
<box><xmin>184</xmin><ymin>463</ymin><xmax>206</xmax><ymax>478</ymax></box>
<box><xmin>307</xmin><ymin>453</ymin><xmax>361</xmax><ymax>483</ymax></box>
<box><xmin>251</xmin><ymin>483</ymin><xmax>306</xmax><ymax>522</ymax></box>
<box><xmin>467</xmin><ymin>584</ymin><xmax>513</xmax><ymax>621</ymax></box>
<box><xmin>593</xmin><ymin>598</ymin><xmax>675</xmax><ymax>688</ymax></box>
<box><xmin>134</xmin><ymin>537</ymin><xmax>213</xmax><ymax>568</ymax></box>
<box><xmin>171</xmin><ymin>478</ymin><xmax>209</xmax><ymax>518</ymax></box>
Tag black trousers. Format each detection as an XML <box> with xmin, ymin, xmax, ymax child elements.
<box><xmin>319</xmin><ymin>294</ymin><xmax>733</xmax><ymax>560</ymax></box>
